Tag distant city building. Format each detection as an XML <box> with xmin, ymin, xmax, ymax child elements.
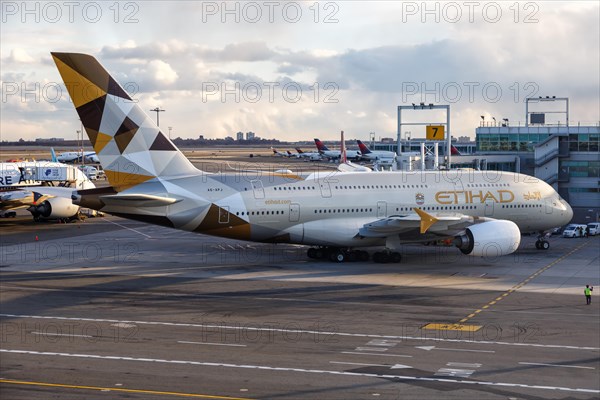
<box><xmin>36</xmin><ymin>137</ymin><xmax>64</xmax><ymax>142</ymax></box>
<box><xmin>236</xmin><ymin>131</ymin><xmax>244</xmax><ymax>141</ymax></box>
<box><xmin>246</xmin><ymin>131</ymin><xmax>255</xmax><ymax>140</ymax></box>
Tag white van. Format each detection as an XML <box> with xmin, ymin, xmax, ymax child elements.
<box><xmin>587</xmin><ymin>222</ymin><xmax>600</xmax><ymax>236</ymax></box>
<box><xmin>562</xmin><ymin>224</ymin><xmax>587</xmax><ymax>238</ymax></box>
<box><xmin>77</xmin><ymin>165</ymin><xmax>98</xmax><ymax>181</ymax></box>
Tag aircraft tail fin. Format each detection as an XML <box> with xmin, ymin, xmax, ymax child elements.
<box><xmin>51</xmin><ymin>52</ymin><xmax>197</xmax><ymax>192</ymax></box>
<box><xmin>295</xmin><ymin>147</ymin><xmax>304</xmax><ymax>154</ymax></box>
<box><xmin>451</xmin><ymin>145</ymin><xmax>461</xmax><ymax>156</ymax></box>
<box><xmin>356</xmin><ymin>140</ymin><xmax>371</xmax><ymax>154</ymax></box>
<box><xmin>50</xmin><ymin>148</ymin><xmax>57</xmax><ymax>162</ymax></box>
<box><xmin>314</xmin><ymin>138</ymin><xmax>330</xmax><ymax>152</ymax></box>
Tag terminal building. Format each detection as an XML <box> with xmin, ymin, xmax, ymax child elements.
<box><xmin>475</xmin><ymin>98</ymin><xmax>599</xmax><ymax>222</ymax></box>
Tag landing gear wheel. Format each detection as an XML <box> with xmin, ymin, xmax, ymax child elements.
<box><xmin>535</xmin><ymin>240</ymin><xmax>550</xmax><ymax>250</ymax></box>
<box><xmin>307</xmin><ymin>248</ymin><xmax>317</xmax><ymax>259</ymax></box>
<box><xmin>315</xmin><ymin>248</ymin><xmax>325</xmax><ymax>259</ymax></box>
<box><xmin>391</xmin><ymin>252</ymin><xmax>402</xmax><ymax>263</ymax></box>
<box><xmin>330</xmin><ymin>250</ymin><xmax>345</xmax><ymax>263</ymax></box>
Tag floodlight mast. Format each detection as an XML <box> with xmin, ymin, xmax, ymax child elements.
<box><xmin>150</xmin><ymin>107</ymin><xmax>165</xmax><ymax>127</ymax></box>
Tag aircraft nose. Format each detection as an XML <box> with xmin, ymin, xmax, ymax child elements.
<box><xmin>563</xmin><ymin>200</ymin><xmax>573</xmax><ymax>224</ymax></box>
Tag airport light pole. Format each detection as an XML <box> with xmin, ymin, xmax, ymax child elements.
<box><xmin>76</xmin><ymin>129</ymin><xmax>81</xmax><ymax>164</ymax></box>
<box><xmin>150</xmin><ymin>107</ymin><xmax>165</xmax><ymax>127</ymax></box>
<box><xmin>168</xmin><ymin>126</ymin><xmax>172</xmax><ymax>140</ymax></box>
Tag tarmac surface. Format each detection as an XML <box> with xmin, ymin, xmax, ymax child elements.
<box><xmin>1</xmin><ymin>211</ymin><xmax>599</xmax><ymax>399</ymax></box>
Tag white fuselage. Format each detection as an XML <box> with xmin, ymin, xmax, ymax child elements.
<box><xmin>92</xmin><ymin>169</ymin><xmax>572</xmax><ymax>247</ymax></box>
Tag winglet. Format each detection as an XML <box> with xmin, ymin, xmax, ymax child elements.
<box><xmin>413</xmin><ymin>208</ymin><xmax>438</xmax><ymax>233</ymax></box>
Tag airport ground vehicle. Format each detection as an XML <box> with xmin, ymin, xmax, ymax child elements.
<box><xmin>587</xmin><ymin>222</ymin><xmax>599</xmax><ymax>236</ymax></box>
<box><xmin>562</xmin><ymin>224</ymin><xmax>587</xmax><ymax>238</ymax></box>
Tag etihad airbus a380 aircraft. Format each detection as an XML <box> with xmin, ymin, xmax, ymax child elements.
<box><xmin>51</xmin><ymin>52</ymin><xmax>573</xmax><ymax>262</ymax></box>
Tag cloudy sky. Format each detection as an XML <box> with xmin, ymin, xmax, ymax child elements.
<box><xmin>1</xmin><ymin>1</ymin><xmax>598</xmax><ymax>142</ymax></box>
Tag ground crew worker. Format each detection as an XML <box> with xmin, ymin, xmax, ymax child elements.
<box><xmin>584</xmin><ymin>285</ymin><xmax>593</xmax><ymax>305</ymax></box>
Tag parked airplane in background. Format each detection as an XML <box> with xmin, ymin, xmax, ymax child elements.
<box><xmin>56</xmin><ymin>150</ymin><xmax>99</xmax><ymax>164</ymax></box>
<box><xmin>52</xmin><ymin>148</ymin><xmax>98</xmax><ymax>180</ymax></box>
<box><xmin>271</xmin><ymin>148</ymin><xmax>293</xmax><ymax>157</ymax></box>
<box><xmin>0</xmin><ymin>161</ymin><xmax>94</xmax><ymax>220</ymax></box>
<box><xmin>314</xmin><ymin>138</ymin><xmax>361</xmax><ymax>161</ymax></box>
<box><xmin>357</xmin><ymin>140</ymin><xmax>397</xmax><ymax>162</ymax></box>
<box><xmin>53</xmin><ymin>52</ymin><xmax>573</xmax><ymax>263</ymax></box>
<box><xmin>295</xmin><ymin>148</ymin><xmax>322</xmax><ymax>161</ymax></box>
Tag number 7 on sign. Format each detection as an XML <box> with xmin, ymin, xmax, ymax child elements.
<box><xmin>426</xmin><ymin>125</ymin><xmax>445</xmax><ymax>140</ymax></box>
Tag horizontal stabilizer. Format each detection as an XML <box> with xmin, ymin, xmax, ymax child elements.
<box><xmin>99</xmin><ymin>193</ymin><xmax>181</xmax><ymax>207</ymax></box>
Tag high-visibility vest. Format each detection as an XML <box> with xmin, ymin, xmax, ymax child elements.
<box><xmin>585</xmin><ymin>288</ymin><xmax>592</xmax><ymax>296</ymax></box>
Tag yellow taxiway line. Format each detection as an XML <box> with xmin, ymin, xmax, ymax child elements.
<box><xmin>424</xmin><ymin>240</ymin><xmax>591</xmax><ymax>331</ymax></box>
<box><xmin>0</xmin><ymin>379</ymin><xmax>252</xmax><ymax>400</ymax></box>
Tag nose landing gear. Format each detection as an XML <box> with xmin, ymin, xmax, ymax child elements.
<box><xmin>535</xmin><ymin>232</ymin><xmax>551</xmax><ymax>250</ymax></box>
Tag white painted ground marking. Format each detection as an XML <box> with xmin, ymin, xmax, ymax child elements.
<box><xmin>330</xmin><ymin>361</ymin><xmax>412</xmax><ymax>370</ymax></box>
<box><xmin>330</xmin><ymin>361</ymin><xmax>390</xmax><ymax>368</ymax></box>
<box><xmin>177</xmin><ymin>341</ymin><xmax>247</xmax><ymax>348</ymax></box>
<box><xmin>416</xmin><ymin>346</ymin><xmax>495</xmax><ymax>353</ymax></box>
<box><xmin>355</xmin><ymin>347</ymin><xmax>387</xmax><ymax>352</ymax></box>
<box><xmin>104</xmin><ymin>219</ymin><xmax>152</xmax><ymax>239</ymax></box>
<box><xmin>519</xmin><ymin>362</ymin><xmax>596</xmax><ymax>370</ymax></box>
<box><xmin>434</xmin><ymin>368</ymin><xmax>476</xmax><ymax>378</ymax></box>
<box><xmin>341</xmin><ymin>352</ymin><xmax>413</xmax><ymax>358</ymax></box>
<box><xmin>447</xmin><ymin>362</ymin><xmax>482</xmax><ymax>368</ymax></box>
<box><xmin>366</xmin><ymin>339</ymin><xmax>397</xmax><ymax>347</ymax></box>
<box><xmin>1</xmin><ymin>349</ymin><xmax>598</xmax><ymax>394</ymax></box>
<box><xmin>2</xmin><ymin>313</ymin><xmax>598</xmax><ymax>351</ymax></box>
<box><xmin>390</xmin><ymin>364</ymin><xmax>412</xmax><ymax>370</ymax></box>
<box><xmin>30</xmin><ymin>332</ymin><xmax>92</xmax><ymax>338</ymax></box>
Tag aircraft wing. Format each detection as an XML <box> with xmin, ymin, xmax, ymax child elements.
<box><xmin>357</xmin><ymin>208</ymin><xmax>491</xmax><ymax>239</ymax></box>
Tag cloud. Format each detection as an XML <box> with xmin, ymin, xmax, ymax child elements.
<box><xmin>1</xmin><ymin>2</ymin><xmax>597</xmax><ymax>141</ymax></box>
<box><xmin>129</xmin><ymin>59</ymin><xmax>178</xmax><ymax>90</ymax></box>
<box><xmin>6</xmin><ymin>48</ymin><xmax>35</xmax><ymax>63</ymax></box>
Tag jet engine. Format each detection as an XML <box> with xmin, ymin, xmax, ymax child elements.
<box><xmin>454</xmin><ymin>220</ymin><xmax>521</xmax><ymax>257</ymax></box>
<box><xmin>29</xmin><ymin>197</ymin><xmax>80</xmax><ymax>220</ymax></box>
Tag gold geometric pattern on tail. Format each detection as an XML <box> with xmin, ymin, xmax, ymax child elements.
<box><xmin>104</xmin><ymin>170</ymin><xmax>154</xmax><ymax>192</ymax></box>
<box><xmin>93</xmin><ymin>132</ymin><xmax>112</xmax><ymax>154</ymax></box>
<box><xmin>52</xmin><ymin>56</ymin><xmax>106</xmax><ymax>108</ymax></box>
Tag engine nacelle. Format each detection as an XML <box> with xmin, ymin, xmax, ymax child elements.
<box><xmin>29</xmin><ymin>197</ymin><xmax>80</xmax><ymax>219</ymax></box>
<box><xmin>454</xmin><ymin>220</ymin><xmax>521</xmax><ymax>257</ymax></box>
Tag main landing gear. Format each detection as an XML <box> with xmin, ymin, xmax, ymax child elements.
<box><xmin>306</xmin><ymin>247</ymin><xmax>402</xmax><ymax>263</ymax></box>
